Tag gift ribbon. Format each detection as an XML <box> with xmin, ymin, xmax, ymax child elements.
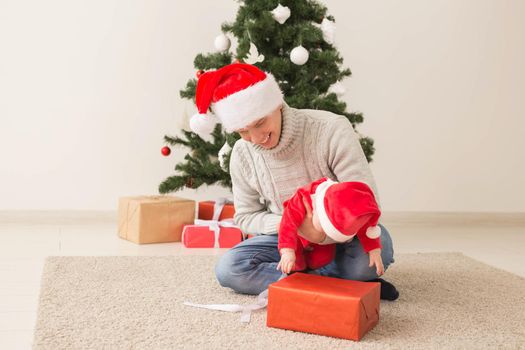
<box><xmin>183</xmin><ymin>273</ymin><xmax>287</xmax><ymax>323</ymax></box>
<box><xmin>211</xmin><ymin>197</ymin><xmax>232</xmax><ymax>221</ymax></box>
<box><xmin>193</xmin><ymin>218</ymin><xmax>239</xmax><ymax>248</ymax></box>
<box><xmin>190</xmin><ymin>197</ymin><xmax>242</xmax><ymax>248</ymax></box>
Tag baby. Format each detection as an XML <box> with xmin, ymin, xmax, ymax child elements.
<box><xmin>276</xmin><ymin>177</ymin><xmax>384</xmax><ymax>276</ymax></box>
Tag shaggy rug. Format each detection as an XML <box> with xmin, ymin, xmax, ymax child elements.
<box><xmin>33</xmin><ymin>253</ymin><xmax>525</xmax><ymax>349</ymax></box>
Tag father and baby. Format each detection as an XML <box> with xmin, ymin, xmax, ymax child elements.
<box><xmin>189</xmin><ymin>63</ymin><xmax>399</xmax><ymax>301</ymax></box>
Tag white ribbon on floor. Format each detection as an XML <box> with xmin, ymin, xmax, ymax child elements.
<box><xmin>183</xmin><ymin>274</ymin><xmax>287</xmax><ymax>323</ymax></box>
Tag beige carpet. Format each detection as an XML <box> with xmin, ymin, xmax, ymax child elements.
<box><xmin>33</xmin><ymin>253</ymin><xmax>525</xmax><ymax>349</ymax></box>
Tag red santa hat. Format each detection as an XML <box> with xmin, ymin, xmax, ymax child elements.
<box><xmin>190</xmin><ymin>63</ymin><xmax>284</xmax><ymax>137</ymax></box>
<box><xmin>313</xmin><ymin>179</ymin><xmax>381</xmax><ymax>243</ymax></box>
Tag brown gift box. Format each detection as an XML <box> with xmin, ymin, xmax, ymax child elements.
<box><xmin>198</xmin><ymin>201</ymin><xmax>235</xmax><ymax>221</ymax></box>
<box><xmin>267</xmin><ymin>273</ymin><xmax>380</xmax><ymax>341</ymax></box>
<box><xmin>118</xmin><ymin>195</ymin><xmax>195</xmax><ymax>244</ymax></box>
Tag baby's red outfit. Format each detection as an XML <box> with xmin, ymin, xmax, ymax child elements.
<box><xmin>278</xmin><ymin>177</ymin><xmax>382</xmax><ymax>272</ymax></box>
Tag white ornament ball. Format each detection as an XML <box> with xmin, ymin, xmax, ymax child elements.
<box><xmin>290</xmin><ymin>45</ymin><xmax>309</xmax><ymax>65</ymax></box>
<box><xmin>271</xmin><ymin>4</ymin><xmax>291</xmax><ymax>24</ymax></box>
<box><xmin>321</xmin><ymin>18</ymin><xmax>336</xmax><ymax>45</ymax></box>
<box><xmin>328</xmin><ymin>81</ymin><xmax>346</xmax><ymax>97</ymax></box>
<box><xmin>214</xmin><ymin>33</ymin><xmax>231</xmax><ymax>52</ymax></box>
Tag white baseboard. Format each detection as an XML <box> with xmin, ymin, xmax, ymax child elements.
<box><xmin>1</xmin><ymin>210</ymin><xmax>524</xmax><ymax>227</ymax></box>
<box><xmin>0</xmin><ymin>210</ymin><xmax>117</xmax><ymax>226</ymax></box>
<box><xmin>381</xmin><ymin>211</ymin><xmax>525</xmax><ymax>227</ymax></box>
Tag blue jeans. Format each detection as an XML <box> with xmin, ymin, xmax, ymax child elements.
<box><xmin>215</xmin><ymin>224</ymin><xmax>395</xmax><ymax>295</ymax></box>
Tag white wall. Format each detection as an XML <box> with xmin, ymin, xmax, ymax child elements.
<box><xmin>1</xmin><ymin>0</ymin><xmax>524</xmax><ymax>212</ymax></box>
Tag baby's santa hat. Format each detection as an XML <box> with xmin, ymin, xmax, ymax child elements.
<box><xmin>313</xmin><ymin>179</ymin><xmax>382</xmax><ymax>243</ymax></box>
<box><xmin>190</xmin><ymin>63</ymin><xmax>284</xmax><ymax>137</ymax></box>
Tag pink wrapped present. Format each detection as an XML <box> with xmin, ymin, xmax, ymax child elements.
<box><xmin>182</xmin><ymin>219</ymin><xmax>244</xmax><ymax>248</ymax></box>
<box><xmin>183</xmin><ymin>197</ymin><xmax>244</xmax><ymax>248</ymax></box>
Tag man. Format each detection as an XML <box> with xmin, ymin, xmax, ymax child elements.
<box><xmin>190</xmin><ymin>63</ymin><xmax>399</xmax><ymax>300</ymax></box>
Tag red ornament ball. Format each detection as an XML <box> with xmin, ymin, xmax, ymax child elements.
<box><xmin>161</xmin><ymin>146</ymin><xmax>171</xmax><ymax>156</ymax></box>
<box><xmin>233</xmin><ymin>59</ymin><xmax>241</xmax><ymax>64</ymax></box>
<box><xmin>196</xmin><ymin>70</ymin><xmax>204</xmax><ymax>78</ymax></box>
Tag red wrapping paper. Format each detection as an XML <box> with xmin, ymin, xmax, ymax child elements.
<box><xmin>198</xmin><ymin>201</ymin><xmax>235</xmax><ymax>221</ymax></box>
<box><xmin>267</xmin><ymin>273</ymin><xmax>380</xmax><ymax>340</ymax></box>
<box><xmin>182</xmin><ymin>225</ymin><xmax>243</xmax><ymax>248</ymax></box>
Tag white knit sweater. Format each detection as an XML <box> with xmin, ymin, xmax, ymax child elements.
<box><xmin>229</xmin><ymin>102</ymin><xmax>380</xmax><ymax>236</ymax></box>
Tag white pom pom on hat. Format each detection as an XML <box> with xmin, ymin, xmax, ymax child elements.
<box><xmin>189</xmin><ymin>112</ymin><xmax>218</xmax><ymax>137</ymax></box>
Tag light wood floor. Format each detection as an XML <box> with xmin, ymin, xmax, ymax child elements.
<box><xmin>1</xmin><ymin>211</ymin><xmax>524</xmax><ymax>349</ymax></box>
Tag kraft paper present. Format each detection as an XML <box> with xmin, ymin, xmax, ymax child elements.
<box><xmin>118</xmin><ymin>195</ymin><xmax>195</xmax><ymax>244</ymax></box>
<box><xmin>267</xmin><ymin>273</ymin><xmax>380</xmax><ymax>341</ymax></box>
<box><xmin>198</xmin><ymin>201</ymin><xmax>235</xmax><ymax>221</ymax></box>
<box><xmin>182</xmin><ymin>225</ymin><xmax>243</xmax><ymax>248</ymax></box>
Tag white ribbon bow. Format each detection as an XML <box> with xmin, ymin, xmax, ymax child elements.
<box><xmin>187</xmin><ymin>197</ymin><xmax>242</xmax><ymax>248</ymax></box>
<box><xmin>192</xmin><ymin>219</ymin><xmax>240</xmax><ymax>248</ymax></box>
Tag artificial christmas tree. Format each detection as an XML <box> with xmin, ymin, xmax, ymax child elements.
<box><xmin>159</xmin><ymin>0</ymin><xmax>375</xmax><ymax>194</ymax></box>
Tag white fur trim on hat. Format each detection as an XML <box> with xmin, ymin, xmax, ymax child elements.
<box><xmin>314</xmin><ymin>179</ymin><xmax>356</xmax><ymax>243</ymax></box>
<box><xmin>211</xmin><ymin>73</ymin><xmax>284</xmax><ymax>132</ymax></box>
<box><xmin>189</xmin><ymin>113</ymin><xmax>219</xmax><ymax>137</ymax></box>
<box><xmin>366</xmin><ymin>225</ymin><xmax>381</xmax><ymax>239</ymax></box>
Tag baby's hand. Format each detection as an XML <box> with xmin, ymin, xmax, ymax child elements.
<box><xmin>277</xmin><ymin>248</ymin><xmax>296</xmax><ymax>274</ymax></box>
<box><xmin>368</xmin><ymin>248</ymin><xmax>384</xmax><ymax>276</ymax></box>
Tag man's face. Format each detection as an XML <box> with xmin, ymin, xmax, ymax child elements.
<box><xmin>235</xmin><ymin>105</ymin><xmax>283</xmax><ymax>149</ymax></box>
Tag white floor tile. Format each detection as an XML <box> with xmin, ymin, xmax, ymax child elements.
<box><xmin>58</xmin><ymin>227</ymin><xmax>228</xmax><ymax>256</ymax></box>
<box><xmin>0</xmin><ymin>311</ymin><xmax>37</xmax><ymax>331</ymax></box>
<box><xmin>0</xmin><ymin>330</ymin><xmax>33</xmax><ymax>350</ymax></box>
<box><xmin>0</xmin><ymin>294</ymin><xmax>39</xmax><ymax>312</ymax></box>
<box><xmin>0</xmin><ymin>228</ymin><xmax>60</xmax><ymax>258</ymax></box>
<box><xmin>0</xmin><ymin>283</ymin><xmax>41</xmax><ymax>297</ymax></box>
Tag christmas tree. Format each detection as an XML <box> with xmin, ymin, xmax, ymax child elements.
<box><xmin>159</xmin><ymin>0</ymin><xmax>375</xmax><ymax>194</ymax></box>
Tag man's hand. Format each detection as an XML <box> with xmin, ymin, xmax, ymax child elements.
<box><xmin>368</xmin><ymin>248</ymin><xmax>384</xmax><ymax>276</ymax></box>
<box><xmin>298</xmin><ymin>197</ymin><xmax>326</xmax><ymax>243</ymax></box>
<box><xmin>277</xmin><ymin>248</ymin><xmax>296</xmax><ymax>274</ymax></box>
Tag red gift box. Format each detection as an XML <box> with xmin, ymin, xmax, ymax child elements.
<box><xmin>182</xmin><ymin>224</ymin><xmax>243</xmax><ymax>248</ymax></box>
<box><xmin>267</xmin><ymin>273</ymin><xmax>380</xmax><ymax>341</ymax></box>
<box><xmin>198</xmin><ymin>200</ymin><xmax>235</xmax><ymax>221</ymax></box>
